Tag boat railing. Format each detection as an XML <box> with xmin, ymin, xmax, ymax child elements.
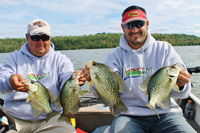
<box><xmin>187</xmin><ymin>66</ymin><xmax>200</xmax><ymax>74</ymax></box>
<box><xmin>190</xmin><ymin>93</ymin><xmax>200</xmax><ymax>106</ymax></box>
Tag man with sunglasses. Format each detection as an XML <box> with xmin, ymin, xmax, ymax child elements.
<box><xmin>0</xmin><ymin>19</ymin><xmax>86</xmax><ymax>133</ymax></box>
<box><xmin>83</xmin><ymin>5</ymin><xmax>195</xmax><ymax>133</ymax></box>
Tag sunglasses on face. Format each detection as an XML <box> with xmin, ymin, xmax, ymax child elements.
<box><xmin>29</xmin><ymin>35</ymin><xmax>50</xmax><ymax>42</ymax></box>
<box><xmin>124</xmin><ymin>21</ymin><xmax>146</xmax><ymax>29</ymax></box>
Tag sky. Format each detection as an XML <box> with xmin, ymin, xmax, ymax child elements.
<box><xmin>0</xmin><ymin>0</ymin><xmax>200</xmax><ymax>39</ymax></box>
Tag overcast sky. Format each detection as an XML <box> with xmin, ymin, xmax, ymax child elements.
<box><xmin>1</xmin><ymin>0</ymin><xmax>200</xmax><ymax>39</ymax></box>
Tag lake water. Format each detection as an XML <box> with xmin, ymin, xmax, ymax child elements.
<box><xmin>0</xmin><ymin>46</ymin><xmax>200</xmax><ymax>99</ymax></box>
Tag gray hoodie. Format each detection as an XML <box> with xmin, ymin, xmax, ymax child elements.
<box><xmin>91</xmin><ymin>31</ymin><xmax>191</xmax><ymax>116</ymax></box>
<box><xmin>0</xmin><ymin>42</ymin><xmax>74</xmax><ymax>120</ymax></box>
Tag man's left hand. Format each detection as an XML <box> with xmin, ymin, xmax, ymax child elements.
<box><xmin>176</xmin><ymin>70</ymin><xmax>191</xmax><ymax>87</ymax></box>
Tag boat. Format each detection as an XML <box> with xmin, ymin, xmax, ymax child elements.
<box><xmin>0</xmin><ymin>67</ymin><xmax>200</xmax><ymax>133</ymax></box>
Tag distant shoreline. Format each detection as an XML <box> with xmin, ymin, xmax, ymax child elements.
<box><xmin>0</xmin><ymin>33</ymin><xmax>200</xmax><ymax>53</ymax></box>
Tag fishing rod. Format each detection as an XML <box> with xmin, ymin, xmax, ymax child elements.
<box><xmin>187</xmin><ymin>67</ymin><xmax>200</xmax><ymax>74</ymax></box>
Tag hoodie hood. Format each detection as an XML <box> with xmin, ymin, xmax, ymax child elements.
<box><xmin>20</xmin><ymin>41</ymin><xmax>55</xmax><ymax>59</ymax></box>
<box><xmin>119</xmin><ymin>30</ymin><xmax>155</xmax><ymax>52</ymax></box>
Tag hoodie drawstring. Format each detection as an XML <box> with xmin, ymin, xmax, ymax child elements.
<box><xmin>129</xmin><ymin>50</ymin><xmax>132</xmax><ymax>91</ymax></box>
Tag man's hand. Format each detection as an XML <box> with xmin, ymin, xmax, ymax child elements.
<box><xmin>82</xmin><ymin>68</ymin><xmax>91</xmax><ymax>82</ymax></box>
<box><xmin>9</xmin><ymin>74</ymin><xmax>28</xmax><ymax>92</ymax></box>
<box><xmin>176</xmin><ymin>70</ymin><xmax>191</xmax><ymax>87</ymax></box>
<box><xmin>74</xmin><ymin>71</ymin><xmax>86</xmax><ymax>86</ymax></box>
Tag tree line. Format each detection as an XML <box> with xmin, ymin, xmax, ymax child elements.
<box><xmin>0</xmin><ymin>33</ymin><xmax>200</xmax><ymax>53</ymax></box>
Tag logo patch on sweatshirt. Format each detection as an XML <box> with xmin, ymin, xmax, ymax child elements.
<box><xmin>25</xmin><ymin>72</ymin><xmax>51</xmax><ymax>81</ymax></box>
<box><xmin>124</xmin><ymin>67</ymin><xmax>153</xmax><ymax>80</ymax></box>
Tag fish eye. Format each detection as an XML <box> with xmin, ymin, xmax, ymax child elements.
<box><xmin>93</xmin><ymin>62</ymin><xmax>96</xmax><ymax>66</ymax></box>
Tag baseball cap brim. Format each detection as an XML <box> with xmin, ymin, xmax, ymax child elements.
<box><xmin>29</xmin><ymin>28</ymin><xmax>51</xmax><ymax>36</ymax></box>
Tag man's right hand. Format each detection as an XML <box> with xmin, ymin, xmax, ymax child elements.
<box><xmin>9</xmin><ymin>74</ymin><xmax>28</xmax><ymax>92</ymax></box>
<box><xmin>82</xmin><ymin>68</ymin><xmax>91</xmax><ymax>82</ymax></box>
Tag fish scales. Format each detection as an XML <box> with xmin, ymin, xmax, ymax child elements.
<box><xmin>86</xmin><ymin>60</ymin><xmax>128</xmax><ymax>116</ymax></box>
<box><xmin>60</xmin><ymin>81</ymin><xmax>79</xmax><ymax>115</ymax></box>
<box><xmin>94</xmin><ymin>67</ymin><xmax>119</xmax><ymax>99</ymax></box>
<box><xmin>55</xmin><ymin>72</ymin><xmax>82</xmax><ymax>124</ymax></box>
<box><xmin>23</xmin><ymin>79</ymin><xmax>59</xmax><ymax>122</ymax></box>
<box><xmin>29</xmin><ymin>83</ymin><xmax>52</xmax><ymax>112</ymax></box>
<box><xmin>148</xmin><ymin>67</ymin><xmax>172</xmax><ymax>101</ymax></box>
<box><xmin>139</xmin><ymin>63</ymin><xmax>183</xmax><ymax>119</ymax></box>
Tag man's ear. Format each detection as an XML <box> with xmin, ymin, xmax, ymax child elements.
<box><xmin>146</xmin><ymin>21</ymin><xmax>149</xmax><ymax>30</ymax></box>
<box><xmin>121</xmin><ymin>24</ymin><xmax>125</xmax><ymax>32</ymax></box>
<box><xmin>26</xmin><ymin>34</ymin><xmax>28</xmax><ymax>40</ymax></box>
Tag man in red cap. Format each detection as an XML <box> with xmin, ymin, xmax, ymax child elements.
<box><xmin>83</xmin><ymin>5</ymin><xmax>195</xmax><ymax>133</ymax></box>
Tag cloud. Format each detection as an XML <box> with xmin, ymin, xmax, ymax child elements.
<box><xmin>183</xmin><ymin>5</ymin><xmax>200</xmax><ymax>16</ymax></box>
<box><xmin>21</xmin><ymin>0</ymin><xmax>124</xmax><ymax>21</ymax></box>
<box><xmin>194</xmin><ymin>24</ymin><xmax>200</xmax><ymax>28</ymax></box>
<box><xmin>157</xmin><ymin>0</ymin><xmax>184</xmax><ymax>10</ymax></box>
<box><xmin>0</xmin><ymin>0</ymin><xmax>21</xmax><ymax>6</ymax></box>
<box><xmin>1</xmin><ymin>0</ymin><xmax>200</xmax><ymax>38</ymax></box>
<box><xmin>186</xmin><ymin>5</ymin><xmax>200</xmax><ymax>12</ymax></box>
<box><xmin>50</xmin><ymin>19</ymin><xmax>122</xmax><ymax>37</ymax></box>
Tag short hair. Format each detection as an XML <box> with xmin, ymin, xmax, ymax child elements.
<box><xmin>122</xmin><ymin>5</ymin><xmax>146</xmax><ymax>16</ymax></box>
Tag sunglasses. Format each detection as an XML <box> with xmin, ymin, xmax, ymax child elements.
<box><xmin>124</xmin><ymin>21</ymin><xmax>145</xmax><ymax>29</ymax></box>
<box><xmin>29</xmin><ymin>35</ymin><xmax>50</xmax><ymax>42</ymax></box>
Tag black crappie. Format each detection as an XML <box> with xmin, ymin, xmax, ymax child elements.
<box><xmin>139</xmin><ymin>63</ymin><xmax>184</xmax><ymax>119</ymax></box>
<box><xmin>23</xmin><ymin>79</ymin><xmax>59</xmax><ymax>122</ymax></box>
<box><xmin>55</xmin><ymin>72</ymin><xmax>83</xmax><ymax>124</ymax></box>
<box><xmin>86</xmin><ymin>60</ymin><xmax>128</xmax><ymax>116</ymax></box>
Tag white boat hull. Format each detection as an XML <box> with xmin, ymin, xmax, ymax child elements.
<box><xmin>190</xmin><ymin>93</ymin><xmax>200</xmax><ymax>128</ymax></box>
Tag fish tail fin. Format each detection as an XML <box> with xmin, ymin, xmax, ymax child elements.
<box><xmin>146</xmin><ymin>103</ymin><xmax>160</xmax><ymax>119</ymax></box>
<box><xmin>57</xmin><ymin>113</ymin><xmax>71</xmax><ymax>124</ymax></box>
<box><xmin>112</xmin><ymin>100</ymin><xmax>128</xmax><ymax>116</ymax></box>
<box><xmin>46</xmin><ymin>110</ymin><xmax>60</xmax><ymax>122</ymax></box>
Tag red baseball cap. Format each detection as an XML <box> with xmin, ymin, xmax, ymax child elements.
<box><xmin>122</xmin><ymin>9</ymin><xmax>147</xmax><ymax>25</ymax></box>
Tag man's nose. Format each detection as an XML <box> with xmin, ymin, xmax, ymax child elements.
<box><xmin>38</xmin><ymin>38</ymin><xmax>43</xmax><ymax>43</ymax></box>
<box><xmin>130</xmin><ymin>26</ymin><xmax>139</xmax><ymax>32</ymax></box>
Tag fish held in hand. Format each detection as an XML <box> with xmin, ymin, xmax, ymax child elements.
<box><xmin>139</xmin><ymin>63</ymin><xmax>184</xmax><ymax>119</ymax></box>
<box><xmin>23</xmin><ymin>79</ymin><xmax>60</xmax><ymax>122</ymax></box>
<box><xmin>86</xmin><ymin>60</ymin><xmax>128</xmax><ymax>116</ymax></box>
<box><xmin>55</xmin><ymin>72</ymin><xmax>83</xmax><ymax>124</ymax></box>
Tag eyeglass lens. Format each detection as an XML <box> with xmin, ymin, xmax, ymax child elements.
<box><xmin>124</xmin><ymin>21</ymin><xmax>145</xmax><ymax>29</ymax></box>
<box><xmin>30</xmin><ymin>35</ymin><xmax>50</xmax><ymax>42</ymax></box>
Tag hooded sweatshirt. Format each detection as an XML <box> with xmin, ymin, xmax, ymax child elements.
<box><xmin>0</xmin><ymin>42</ymin><xmax>74</xmax><ymax>120</ymax></box>
<box><xmin>91</xmin><ymin>31</ymin><xmax>191</xmax><ymax>116</ymax></box>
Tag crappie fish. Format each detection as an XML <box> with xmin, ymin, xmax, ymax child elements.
<box><xmin>86</xmin><ymin>60</ymin><xmax>128</xmax><ymax>116</ymax></box>
<box><xmin>139</xmin><ymin>63</ymin><xmax>184</xmax><ymax>118</ymax></box>
<box><xmin>23</xmin><ymin>79</ymin><xmax>60</xmax><ymax>122</ymax></box>
<box><xmin>55</xmin><ymin>72</ymin><xmax>83</xmax><ymax>124</ymax></box>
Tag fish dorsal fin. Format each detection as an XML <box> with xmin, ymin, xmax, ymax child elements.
<box><xmin>157</xmin><ymin>94</ymin><xmax>171</xmax><ymax>109</ymax></box>
<box><xmin>173</xmin><ymin>84</ymin><xmax>180</xmax><ymax>93</ymax></box>
<box><xmin>47</xmin><ymin>89</ymin><xmax>57</xmax><ymax>103</ymax></box>
<box><xmin>55</xmin><ymin>93</ymin><xmax>62</xmax><ymax>108</ymax></box>
<box><xmin>139</xmin><ymin>76</ymin><xmax>151</xmax><ymax>95</ymax></box>
<box><xmin>114</xmin><ymin>72</ymin><xmax>127</xmax><ymax>93</ymax></box>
